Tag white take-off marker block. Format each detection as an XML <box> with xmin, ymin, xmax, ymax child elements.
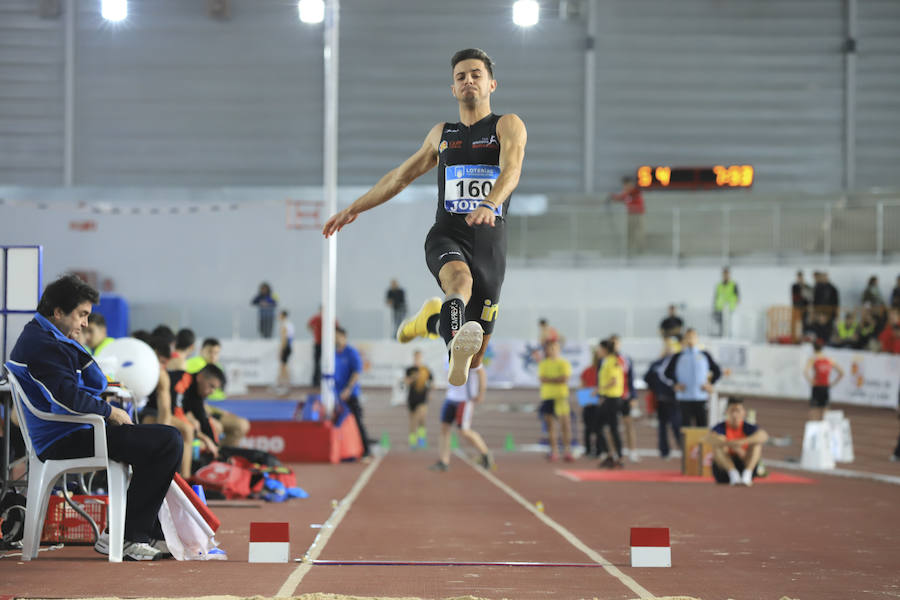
<box><xmin>630</xmin><ymin>527</ymin><xmax>671</xmax><ymax>567</ymax></box>
<box><xmin>249</xmin><ymin>522</ymin><xmax>290</xmax><ymax>563</ymax></box>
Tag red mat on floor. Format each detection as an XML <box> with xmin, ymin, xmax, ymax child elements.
<box><xmin>557</xmin><ymin>469</ymin><xmax>816</xmax><ymax>484</ymax></box>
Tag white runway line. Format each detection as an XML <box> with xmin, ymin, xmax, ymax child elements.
<box><xmin>276</xmin><ymin>455</ymin><xmax>383</xmax><ymax>597</ymax></box>
<box><xmin>457</xmin><ymin>450</ymin><xmax>655</xmax><ymax>600</ymax></box>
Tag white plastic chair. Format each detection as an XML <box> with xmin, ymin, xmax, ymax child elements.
<box><xmin>4</xmin><ymin>362</ymin><xmax>128</xmax><ymax>562</ymax></box>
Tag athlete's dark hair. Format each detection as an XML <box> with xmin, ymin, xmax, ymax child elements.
<box><xmin>88</xmin><ymin>313</ymin><xmax>106</xmax><ymax>327</ymax></box>
<box><xmin>280</xmin><ymin>310</ymin><xmax>289</xmax><ymax>317</ymax></box>
<box><xmin>336</xmin><ymin>325</ymin><xmax>347</xmax><ymax>335</ymax></box>
<box><xmin>726</xmin><ymin>396</ymin><xmax>744</xmax><ymax>406</ymax></box>
<box><xmin>813</xmin><ymin>340</ymin><xmax>824</xmax><ymax>352</ymax></box>
<box><xmin>145</xmin><ymin>334</ymin><xmax>173</xmax><ymax>360</ymax></box>
<box><xmin>151</xmin><ymin>325</ymin><xmax>175</xmax><ymax>348</ymax></box>
<box><xmin>37</xmin><ymin>274</ymin><xmax>100</xmax><ymax>318</ymax></box>
<box><xmin>175</xmin><ymin>328</ymin><xmax>195</xmax><ymax>351</ymax></box>
<box><xmin>201</xmin><ymin>337</ymin><xmax>221</xmax><ymax>349</ymax></box>
<box><xmin>451</xmin><ymin>48</ymin><xmax>494</xmax><ymax>78</ymax></box>
<box><xmin>599</xmin><ymin>339</ymin><xmax>616</xmax><ymax>355</ymax></box>
<box><xmin>199</xmin><ymin>363</ymin><xmax>226</xmax><ymax>387</ymax></box>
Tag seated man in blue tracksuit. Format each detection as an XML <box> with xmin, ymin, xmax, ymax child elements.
<box><xmin>644</xmin><ymin>338</ymin><xmax>682</xmax><ymax>458</ymax></box>
<box><xmin>9</xmin><ymin>274</ymin><xmax>182</xmax><ymax>561</ymax></box>
<box><xmin>663</xmin><ymin>328</ymin><xmax>722</xmax><ymax>428</ymax></box>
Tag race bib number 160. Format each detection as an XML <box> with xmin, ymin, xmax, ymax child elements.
<box><xmin>444</xmin><ymin>164</ymin><xmax>501</xmax><ymax>215</ymax></box>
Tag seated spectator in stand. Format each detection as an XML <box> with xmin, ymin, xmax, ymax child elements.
<box><xmin>862</xmin><ymin>275</ymin><xmax>884</xmax><ymax>307</ymax></box>
<box><xmin>185</xmin><ymin>338</ymin><xmax>249</xmax><ymax>447</ymax></box>
<box><xmin>659</xmin><ymin>305</ymin><xmax>684</xmax><ymax>339</ymax></box>
<box><xmin>644</xmin><ymin>337</ymin><xmax>682</xmax><ymax>459</ymax></box>
<box><xmin>790</xmin><ymin>270</ymin><xmax>812</xmax><ymax>343</ymax></box>
<box><xmin>805</xmin><ymin>311</ymin><xmax>834</xmax><ymax>346</ymax></box>
<box><xmin>10</xmin><ymin>274</ymin><xmax>181</xmax><ymax>560</ymax></box>
<box><xmin>891</xmin><ymin>275</ymin><xmax>900</xmax><ymax>311</ymax></box>
<box><xmin>704</xmin><ymin>397</ymin><xmax>768</xmax><ymax>486</ymax></box>
<box><xmin>136</xmin><ymin>334</ymin><xmax>195</xmax><ymax>479</ymax></box>
<box><xmin>84</xmin><ymin>313</ymin><xmax>114</xmax><ymax>355</ymax></box>
<box><xmin>168</xmin><ymin>365</ymin><xmax>226</xmax><ymax>458</ymax></box>
<box><xmin>166</xmin><ymin>328</ymin><xmax>195</xmax><ymax>371</ymax></box>
<box><xmin>879</xmin><ymin>310</ymin><xmax>900</xmax><ymax>354</ymax></box>
<box><xmin>831</xmin><ymin>311</ymin><xmax>859</xmax><ymax>349</ymax></box>
<box><xmin>856</xmin><ymin>306</ymin><xmax>879</xmax><ymax>351</ymax></box>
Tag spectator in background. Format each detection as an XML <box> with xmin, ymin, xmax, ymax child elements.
<box><xmin>664</xmin><ymin>328</ymin><xmax>722</xmax><ymax>427</ymax></box>
<box><xmin>704</xmin><ymin>397</ymin><xmax>768</xmax><ymax>487</ymax></box>
<box><xmin>609</xmin><ymin>175</ymin><xmax>645</xmax><ymax>254</ymax></box>
<box><xmin>385</xmin><ymin>279</ymin><xmax>408</xmax><ymax>336</ymax></box>
<box><xmin>579</xmin><ymin>346</ymin><xmax>601</xmax><ymax>459</ymax></box>
<box><xmin>659</xmin><ymin>305</ymin><xmax>684</xmax><ymax>339</ymax></box>
<box><xmin>276</xmin><ymin>310</ymin><xmax>295</xmax><ymax>396</ymax></box>
<box><xmin>538</xmin><ymin>318</ymin><xmax>563</xmax><ymax>355</ymax></box>
<box><xmin>334</xmin><ymin>326</ymin><xmax>372</xmax><ymax>460</ymax></box>
<box><xmin>251</xmin><ymin>282</ymin><xmax>278</xmax><ymax>339</ymax></box>
<box><xmin>857</xmin><ymin>306</ymin><xmax>879</xmax><ymax>351</ymax></box>
<box><xmin>644</xmin><ymin>337</ymin><xmax>682</xmax><ymax>459</ymax></box>
<box><xmin>879</xmin><ymin>310</ymin><xmax>900</xmax><ymax>354</ymax></box>
<box><xmin>307</xmin><ymin>307</ymin><xmax>324</xmax><ymax>387</ymax></box>
<box><xmin>862</xmin><ymin>275</ymin><xmax>884</xmax><ymax>307</ymax></box>
<box><xmin>85</xmin><ymin>313</ymin><xmax>114</xmax><ymax>355</ymax></box>
<box><xmin>831</xmin><ymin>311</ymin><xmax>859</xmax><ymax>349</ymax></box>
<box><xmin>790</xmin><ymin>271</ymin><xmax>812</xmax><ymax>343</ymax></box>
<box><xmin>890</xmin><ymin>275</ymin><xmax>900</xmax><ymax>310</ymax></box>
<box><xmin>537</xmin><ymin>340</ymin><xmax>574</xmax><ymax>462</ymax></box>
<box><xmin>166</xmin><ymin>328</ymin><xmax>195</xmax><ymax>371</ymax></box>
<box><xmin>185</xmin><ymin>338</ymin><xmax>249</xmax><ymax>446</ymax></box>
<box><xmin>610</xmin><ymin>334</ymin><xmax>638</xmax><ymax>462</ymax></box>
<box><xmin>595</xmin><ymin>340</ymin><xmax>624</xmax><ymax>468</ymax></box>
<box><xmin>813</xmin><ymin>271</ymin><xmax>839</xmax><ymax>328</ymax></box>
<box><xmin>806</xmin><ymin>311</ymin><xmax>834</xmax><ymax>346</ymax></box>
<box><xmin>804</xmin><ymin>340</ymin><xmax>844</xmax><ymax>422</ymax></box>
<box><xmin>713</xmin><ymin>267</ymin><xmax>739</xmax><ymax>337</ymax></box>
<box><xmin>152</xmin><ymin>325</ymin><xmax>176</xmax><ymax>357</ymax></box>
<box><xmin>404</xmin><ymin>349</ymin><xmax>433</xmax><ymax>450</ymax></box>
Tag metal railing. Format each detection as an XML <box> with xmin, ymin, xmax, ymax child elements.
<box><xmin>506</xmin><ymin>199</ymin><xmax>900</xmax><ymax>265</ymax></box>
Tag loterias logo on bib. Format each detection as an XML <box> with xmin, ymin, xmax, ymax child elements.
<box><xmin>472</xmin><ymin>135</ymin><xmax>498</xmax><ymax>149</ymax></box>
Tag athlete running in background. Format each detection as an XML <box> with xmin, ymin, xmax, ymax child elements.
<box><xmin>429</xmin><ymin>365</ymin><xmax>493</xmax><ymax>472</ymax></box>
<box><xmin>323</xmin><ymin>48</ymin><xmax>527</xmax><ymax>387</ymax></box>
<box><xmin>803</xmin><ymin>340</ymin><xmax>844</xmax><ymax>421</ymax></box>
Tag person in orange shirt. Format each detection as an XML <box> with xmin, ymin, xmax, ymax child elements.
<box><xmin>704</xmin><ymin>398</ymin><xmax>769</xmax><ymax>486</ymax></box>
<box><xmin>803</xmin><ymin>340</ymin><xmax>844</xmax><ymax>421</ymax></box>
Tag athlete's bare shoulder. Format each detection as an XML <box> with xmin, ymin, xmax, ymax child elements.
<box><xmin>496</xmin><ymin>113</ymin><xmax>527</xmax><ymax>142</ymax></box>
<box><xmin>423</xmin><ymin>122</ymin><xmax>445</xmax><ymax>152</ymax></box>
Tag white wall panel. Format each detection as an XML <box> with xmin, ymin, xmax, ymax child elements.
<box><xmin>0</xmin><ymin>0</ymin><xmax>64</xmax><ymax>184</ymax></box>
<box><xmin>856</xmin><ymin>0</ymin><xmax>900</xmax><ymax>188</ymax></box>
<box><xmin>593</xmin><ymin>0</ymin><xmax>845</xmax><ymax>193</ymax></box>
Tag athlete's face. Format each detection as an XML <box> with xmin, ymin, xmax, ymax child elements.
<box><xmin>201</xmin><ymin>344</ymin><xmax>221</xmax><ymax>365</ymax></box>
<box><xmin>197</xmin><ymin>372</ymin><xmax>222</xmax><ymax>399</ymax></box>
<box><xmin>726</xmin><ymin>403</ymin><xmax>745</xmax><ymax>427</ymax></box>
<box><xmin>451</xmin><ymin>59</ymin><xmax>496</xmax><ymax>106</ymax></box>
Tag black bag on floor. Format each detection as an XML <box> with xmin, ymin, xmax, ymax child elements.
<box><xmin>218</xmin><ymin>445</ymin><xmax>281</xmax><ymax>467</ymax></box>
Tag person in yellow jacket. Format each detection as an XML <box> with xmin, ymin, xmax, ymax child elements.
<box><xmin>596</xmin><ymin>339</ymin><xmax>624</xmax><ymax>468</ymax></box>
<box><xmin>713</xmin><ymin>267</ymin><xmax>740</xmax><ymax>337</ymax></box>
<box><xmin>537</xmin><ymin>340</ymin><xmax>573</xmax><ymax>462</ymax></box>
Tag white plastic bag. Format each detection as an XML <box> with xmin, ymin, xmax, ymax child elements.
<box><xmin>158</xmin><ymin>480</ymin><xmax>226</xmax><ymax>561</ymax></box>
<box><xmin>801</xmin><ymin>420</ymin><xmax>835</xmax><ymax>471</ymax></box>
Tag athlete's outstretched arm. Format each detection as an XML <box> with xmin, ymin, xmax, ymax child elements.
<box><xmin>322</xmin><ymin>123</ymin><xmax>443</xmax><ymax>237</ymax></box>
<box><xmin>466</xmin><ymin>113</ymin><xmax>527</xmax><ymax>227</ymax></box>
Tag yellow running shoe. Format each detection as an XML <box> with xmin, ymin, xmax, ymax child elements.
<box><xmin>447</xmin><ymin>321</ymin><xmax>484</xmax><ymax>386</ymax></box>
<box><xmin>396</xmin><ymin>297</ymin><xmax>442</xmax><ymax>343</ymax></box>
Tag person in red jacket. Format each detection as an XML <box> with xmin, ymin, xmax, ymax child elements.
<box><xmin>879</xmin><ymin>310</ymin><xmax>900</xmax><ymax>354</ymax></box>
<box><xmin>609</xmin><ymin>175</ymin><xmax>645</xmax><ymax>254</ymax></box>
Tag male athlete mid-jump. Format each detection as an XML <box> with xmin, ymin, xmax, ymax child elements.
<box><xmin>323</xmin><ymin>48</ymin><xmax>527</xmax><ymax>386</ymax></box>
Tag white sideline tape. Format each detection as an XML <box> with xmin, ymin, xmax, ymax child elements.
<box><xmin>456</xmin><ymin>450</ymin><xmax>655</xmax><ymax>600</ymax></box>
<box><xmin>275</xmin><ymin>455</ymin><xmax>383</xmax><ymax>597</ymax></box>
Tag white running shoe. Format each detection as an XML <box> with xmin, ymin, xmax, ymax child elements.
<box><xmin>741</xmin><ymin>469</ymin><xmax>754</xmax><ymax>487</ymax></box>
<box><xmin>447</xmin><ymin>321</ymin><xmax>484</xmax><ymax>386</ymax></box>
<box><xmin>95</xmin><ymin>531</ymin><xmax>169</xmax><ymax>560</ymax></box>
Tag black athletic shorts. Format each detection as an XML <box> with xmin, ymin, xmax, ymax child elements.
<box><xmin>424</xmin><ymin>221</ymin><xmax>507</xmax><ymax>335</ymax></box>
<box><xmin>712</xmin><ymin>455</ymin><xmax>758</xmax><ymax>484</ymax></box>
<box><xmin>810</xmin><ymin>385</ymin><xmax>830</xmax><ymax>408</ymax></box>
<box><xmin>280</xmin><ymin>343</ymin><xmax>292</xmax><ymax>365</ymax></box>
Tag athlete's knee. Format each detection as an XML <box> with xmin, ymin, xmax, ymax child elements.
<box><xmin>439</xmin><ymin>263</ymin><xmax>473</xmax><ymax>295</ymax></box>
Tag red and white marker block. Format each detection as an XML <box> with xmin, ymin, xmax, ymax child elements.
<box><xmin>630</xmin><ymin>527</ymin><xmax>671</xmax><ymax>567</ymax></box>
<box><xmin>249</xmin><ymin>522</ymin><xmax>290</xmax><ymax>563</ymax></box>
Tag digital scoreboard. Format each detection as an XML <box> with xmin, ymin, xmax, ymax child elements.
<box><xmin>636</xmin><ymin>165</ymin><xmax>754</xmax><ymax>190</ymax></box>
